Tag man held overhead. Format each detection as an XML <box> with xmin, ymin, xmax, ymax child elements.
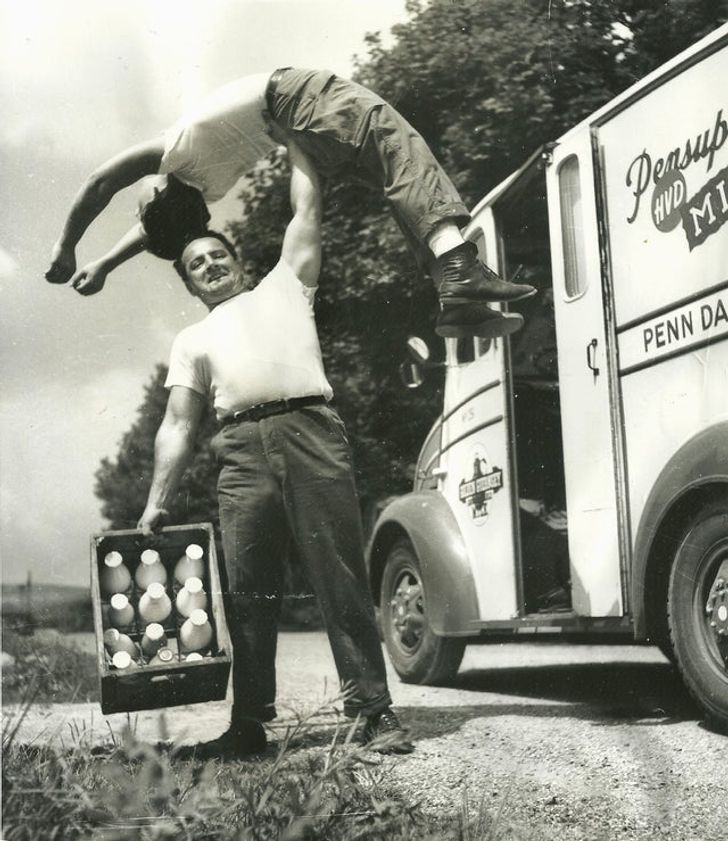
<box><xmin>137</xmin><ymin>139</ymin><xmax>413</xmax><ymax>758</ymax></box>
<box><xmin>46</xmin><ymin>68</ymin><xmax>534</xmax><ymax>338</ymax></box>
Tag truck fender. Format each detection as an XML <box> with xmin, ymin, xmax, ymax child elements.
<box><xmin>632</xmin><ymin>421</ymin><xmax>728</xmax><ymax>640</ymax></box>
<box><xmin>366</xmin><ymin>491</ymin><xmax>479</xmax><ymax>636</ymax></box>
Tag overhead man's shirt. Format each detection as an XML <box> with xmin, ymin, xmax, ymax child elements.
<box><xmin>165</xmin><ymin>260</ymin><xmax>333</xmax><ymax>420</ymax></box>
<box><xmin>160</xmin><ymin>73</ymin><xmax>276</xmax><ymax>202</ymax></box>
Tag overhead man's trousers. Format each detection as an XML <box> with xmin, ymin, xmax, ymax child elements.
<box><xmin>266</xmin><ymin>67</ymin><xmax>470</xmax><ymax>261</ymax></box>
<box><xmin>211</xmin><ymin>402</ymin><xmax>392</xmax><ymax>723</ymax></box>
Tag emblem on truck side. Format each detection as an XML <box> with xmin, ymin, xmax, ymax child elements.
<box><xmin>459</xmin><ymin>455</ymin><xmax>503</xmax><ymax>520</ymax></box>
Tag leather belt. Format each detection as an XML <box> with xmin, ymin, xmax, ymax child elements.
<box><xmin>221</xmin><ymin>395</ymin><xmax>328</xmax><ymax>426</ymax></box>
<box><xmin>265</xmin><ymin>67</ymin><xmax>292</xmax><ymax>114</ymax></box>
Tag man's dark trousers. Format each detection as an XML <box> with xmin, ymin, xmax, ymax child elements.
<box><xmin>212</xmin><ymin>402</ymin><xmax>392</xmax><ymax>724</ymax></box>
<box><xmin>267</xmin><ymin>68</ymin><xmax>470</xmax><ymax>264</ymax></box>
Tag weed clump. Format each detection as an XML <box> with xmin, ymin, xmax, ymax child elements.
<box><xmin>2</xmin><ymin>713</ymin><xmax>446</xmax><ymax>841</ymax></box>
<box><xmin>2</xmin><ymin>630</ymin><xmax>99</xmax><ymax>704</ymax></box>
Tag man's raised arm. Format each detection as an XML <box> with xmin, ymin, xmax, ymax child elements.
<box><xmin>70</xmin><ymin>222</ymin><xmax>149</xmax><ymax>296</ymax></box>
<box><xmin>280</xmin><ymin>140</ymin><xmax>323</xmax><ymax>288</ymax></box>
<box><xmin>46</xmin><ymin>138</ymin><xmax>164</xmax><ymax>285</ymax></box>
<box><xmin>138</xmin><ymin>385</ymin><xmax>205</xmax><ymax>535</ymax></box>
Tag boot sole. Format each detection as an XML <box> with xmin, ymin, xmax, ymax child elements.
<box><xmin>444</xmin><ymin>286</ymin><xmax>537</xmax><ymax>304</ymax></box>
<box><xmin>436</xmin><ymin>312</ymin><xmax>524</xmax><ymax>339</ymax></box>
<box><xmin>479</xmin><ymin>285</ymin><xmax>538</xmax><ymax>303</ymax></box>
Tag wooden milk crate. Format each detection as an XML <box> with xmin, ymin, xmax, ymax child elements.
<box><xmin>90</xmin><ymin>523</ymin><xmax>232</xmax><ymax>714</ymax></box>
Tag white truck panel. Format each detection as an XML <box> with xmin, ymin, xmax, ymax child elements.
<box><xmin>599</xmin><ymin>43</ymin><xmax>728</xmax><ymax>327</ymax></box>
<box><xmin>620</xmin><ymin>343</ymin><xmax>728</xmax><ymax>544</ymax></box>
<box><xmin>597</xmin><ymin>32</ymin><xmax>728</xmax><ymax>551</ymax></box>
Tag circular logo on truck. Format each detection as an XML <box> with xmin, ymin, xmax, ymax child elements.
<box><xmin>458</xmin><ymin>447</ymin><xmax>503</xmax><ymax>523</ymax></box>
<box><xmin>651</xmin><ymin>169</ymin><xmax>687</xmax><ymax>232</ymax></box>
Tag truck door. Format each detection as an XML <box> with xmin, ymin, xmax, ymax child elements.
<box><xmin>436</xmin><ymin>214</ymin><xmax>519</xmax><ymax>623</ymax></box>
<box><xmin>545</xmin><ymin>134</ymin><xmax>625</xmax><ymax>617</ymax></box>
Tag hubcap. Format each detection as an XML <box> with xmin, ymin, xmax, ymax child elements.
<box><xmin>701</xmin><ymin>554</ymin><xmax>728</xmax><ymax>670</ymax></box>
<box><xmin>389</xmin><ymin>569</ymin><xmax>425</xmax><ymax>652</ymax></box>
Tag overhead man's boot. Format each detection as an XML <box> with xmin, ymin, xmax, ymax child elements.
<box><xmin>436</xmin><ymin>301</ymin><xmax>523</xmax><ymax>339</ymax></box>
<box><xmin>434</xmin><ymin>241</ymin><xmax>537</xmax><ymax>303</ymax></box>
<box><xmin>432</xmin><ymin>241</ymin><xmax>533</xmax><ymax>339</ymax></box>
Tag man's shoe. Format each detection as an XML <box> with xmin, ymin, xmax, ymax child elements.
<box><xmin>192</xmin><ymin>718</ymin><xmax>267</xmax><ymax>760</ymax></box>
<box><xmin>434</xmin><ymin>241</ymin><xmax>536</xmax><ymax>303</ymax></box>
<box><xmin>362</xmin><ymin>708</ymin><xmax>414</xmax><ymax>755</ymax></box>
<box><xmin>436</xmin><ymin>301</ymin><xmax>524</xmax><ymax>339</ymax></box>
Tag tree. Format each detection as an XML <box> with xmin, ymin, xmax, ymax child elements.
<box><xmin>94</xmin><ymin>365</ymin><xmax>220</xmax><ymax>530</ymax></box>
<box><xmin>96</xmin><ymin>0</ymin><xmax>727</xmax><ymax>524</ymax></box>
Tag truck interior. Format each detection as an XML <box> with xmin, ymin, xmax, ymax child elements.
<box><xmin>492</xmin><ymin>150</ymin><xmax>572</xmax><ymax>615</ymax></box>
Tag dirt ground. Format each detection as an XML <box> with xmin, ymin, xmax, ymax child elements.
<box><xmin>4</xmin><ymin>631</ymin><xmax>726</xmax><ymax>840</ymax></box>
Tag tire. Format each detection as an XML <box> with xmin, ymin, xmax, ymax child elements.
<box><xmin>667</xmin><ymin>502</ymin><xmax>728</xmax><ymax>734</ymax></box>
<box><xmin>657</xmin><ymin>639</ymin><xmax>677</xmax><ymax>666</ymax></box>
<box><xmin>380</xmin><ymin>537</ymin><xmax>465</xmax><ymax>685</ymax></box>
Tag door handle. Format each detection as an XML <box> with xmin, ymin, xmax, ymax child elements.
<box><xmin>586</xmin><ymin>338</ymin><xmax>600</xmax><ymax>376</ymax></box>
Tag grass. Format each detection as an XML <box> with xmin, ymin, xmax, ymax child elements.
<box><xmin>2</xmin><ymin>712</ymin><xmax>469</xmax><ymax>840</ymax></box>
<box><xmin>2</xmin><ymin>629</ymin><xmax>99</xmax><ymax>705</ymax></box>
<box><xmin>1</xmin><ymin>632</ymin><xmax>523</xmax><ymax>841</ymax></box>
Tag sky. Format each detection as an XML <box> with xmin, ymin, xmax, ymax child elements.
<box><xmin>0</xmin><ymin>0</ymin><xmax>411</xmax><ymax>587</ymax></box>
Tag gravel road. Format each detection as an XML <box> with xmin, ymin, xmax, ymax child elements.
<box><xmin>5</xmin><ymin>631</ymin><xmax>726</xmax><ymax>840</ymax></box>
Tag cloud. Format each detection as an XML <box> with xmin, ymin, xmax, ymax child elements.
<box><xmin>1</xmin><ymin>366</ymin><xmax>147</xmax><ymax>586</ymax></box>
<box><xmin>0</xmin><ymin>246</ymin><xmax>19</xmax><ymax>281</ymax></box>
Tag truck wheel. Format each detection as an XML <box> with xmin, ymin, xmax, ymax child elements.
<box><xmin>657</xmin><ymin>639</ymin><xmax>677</xmax><ymax>666</ymax></box>
<box><xmin>667</xmin><ymin>502</ymin><xmax>728</xmax><ymax>733</ymax></box>
<box><xmin>381</xmin><ymin>538</ymin><xmax>465</xmax><ymax>685</ymax></box>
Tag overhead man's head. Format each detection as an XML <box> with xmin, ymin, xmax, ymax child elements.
<box><xmin>138</xmin><ymin>174</ymin><xmax>211</xmax><ymax>260</ymax></box>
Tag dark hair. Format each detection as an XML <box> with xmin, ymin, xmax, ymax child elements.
<box><xmin>173</xmin><ymin>230</ymin><xmax>239</xmax><ymax>290</ymax></box>
<box><xmin>140</xmin><ymin>175</ymin><xmax>211</xmax><ymax>260</ymax></box>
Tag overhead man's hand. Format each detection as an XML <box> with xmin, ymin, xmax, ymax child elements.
<box><xmin>71</xmin><ymin>261</ymin><xmax>109</xmax><ymax>296</ymax></box>
<box><xmin>137</xmin><ymin>505</ymin><xmax>170</xmax><ymax>537</ymax></box>
<box><xmin>45</xmin><ymin>242</ymin><xmax>76</xmax><ymax>284</ymax></box>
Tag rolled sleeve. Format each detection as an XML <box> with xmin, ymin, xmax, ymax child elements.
<box><xmin>165</xmin><ymin>330</ymin><xmax>209</xmax><ymax>396</ymax></box>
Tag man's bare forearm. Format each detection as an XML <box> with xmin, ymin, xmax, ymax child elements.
<box><xmin>146</xmin><ymin>420</ymin><xmax>196</xmax><ymax>512</ymax></box>
<box><xmin>102</xmin><ymin>224</ymin><xmax>148</xmax><ymax>272</ymax></box>
<box><xmin>70</xmin><ymin>224</ymin><xmax>149</xmax><ymax>296</ymax></box>
<box><xmin>288</xmin><ymin>139</ymin><xmax>322</xmax><ymax>222</ymax></box>
<box><xmin>139</xmin><ymin>388</ymin><xmax>204</xmax><ymax>534</ymax></box>
<box><xmin>59</xmin><ymin>140</ymin><xmax>164</xmax><ymax>249</ymax></box>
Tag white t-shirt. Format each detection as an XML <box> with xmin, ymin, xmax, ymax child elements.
<box><xmin>165</xmin><ymin>259</ymin><xmax>333</xmax><ymax>420</ymax></box>
<box><xmin>159</xmin><ymin>73</ymin><xmax>277</xmax><ymax>202</ymax></box>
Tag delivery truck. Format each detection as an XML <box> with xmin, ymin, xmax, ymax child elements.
<box><xmin>366</xmin><ymin>24</ymin><xmax>728</xmax><ymax>732</ymax></box>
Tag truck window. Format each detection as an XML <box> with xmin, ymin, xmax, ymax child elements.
<box><xmin>456</xmin><ymin>337</ymin><xmax>476</xmax><ymax>364</ymax></box>
<box><xmin>476</xmin><ymin>337</ymin><xmax>492</xmax><ymax>357</ymax></box>
<box><xmin>558</xmin><ymin>155</ymin><xmax>588</xmax><ymax>299</ymax></box>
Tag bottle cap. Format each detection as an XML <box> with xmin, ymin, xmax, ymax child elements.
<box><xmin>147</xmin><ymin>582</ymin><xmax>166</xmax><ymax>599</ymax></box>
<box><xmin>110</xmin><ymin>593</ymin><xmax>129</xmax><ymax>610</ymax></box>
<box><xmin>141</xmin><ymin>548</ymin><xmax>161</xmax><ymax>566</ymax></box>
<box><xmin>104</xmin><ymin>551</ymin><xmax>123</xmax><ymax>568</ymax></box>
<box><xmin>184</xmin><ymin>576</ymin><xmax>203</xmax><ymax>594</ymax></box>
<box><xmin>145</xmin><ymin>622</ymin><xmax>164</xmax><ymax>640</ymax></box>
<box><xmin>112</xmin><ymin>651</ymin><xmax>133</xmax><ymax>669</ymax></box>
<box><xmin>103</xmin><ymin>628</ymin><xmax>121</xmax><ymax>645</ymax></box>
<box><xmin>186</xmin><ymin>544</ymin><xmax>203</xmax><ymax>561</ymax></box>
<box><xmin>190</xmin><ymin>608</ymin><xmax>208</xmax><ymax>626</ymax></box>
<box><xmin>185</xmin><ymin>652</ymin><xmax>204</xmax><ymax>662</ymax></box>
<box><xmin>156</xmin><ymin>648</ymin><xmax>174</xmax><ymax>663</ymax></box>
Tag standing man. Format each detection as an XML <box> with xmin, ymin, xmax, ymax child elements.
<box><xmin>138</xmin><ymin>138</ymin><xmax>412</xmax><ymax>758</ymax></box>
